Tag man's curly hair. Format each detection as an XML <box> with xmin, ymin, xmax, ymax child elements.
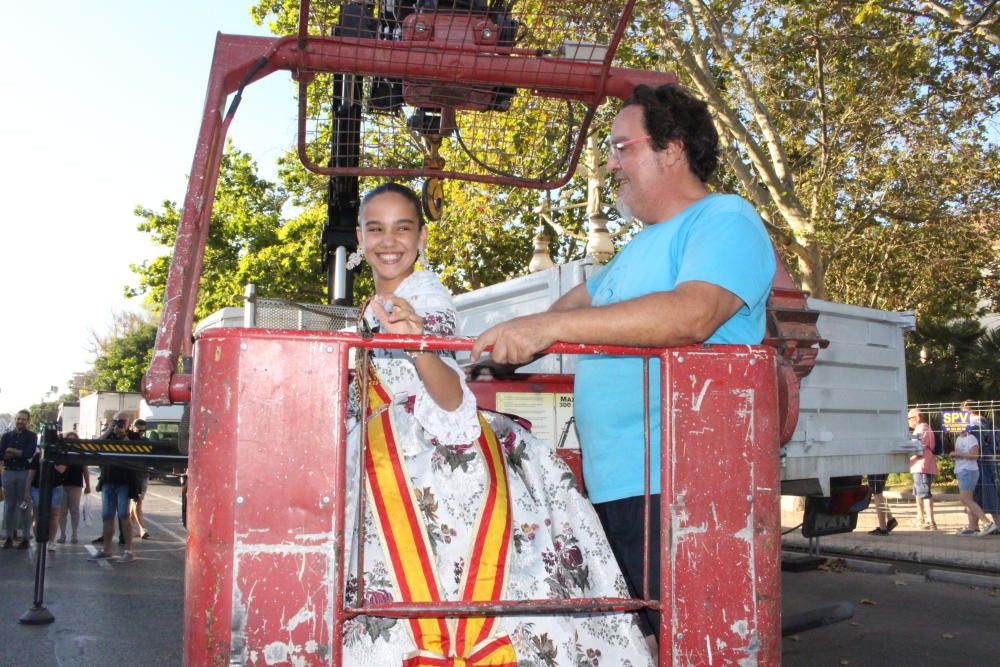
<box><xmin>623</xmin><ymin>84</ymin><xmax>719</xmax><ymax>183</ymax></box>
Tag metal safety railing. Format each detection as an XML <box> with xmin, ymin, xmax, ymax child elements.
<box><xmin>183</xmin><ymin>329</ymin><xmax>781</xmax><ymax>665</ymax></box>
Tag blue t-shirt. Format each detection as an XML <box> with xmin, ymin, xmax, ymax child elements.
<box><xmin>574</xmin><ymin>194</ymin><xmax>775</xmax><ymax>503</ymax></box>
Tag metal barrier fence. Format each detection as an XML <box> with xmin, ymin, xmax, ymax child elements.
<box><xmin>908</xmin><ymin>401</ymin><xmax>999</xmax><ymax>484</ymax></box>
<box><xmin>783</xmin><ymin>400</ymin><xmax>1000</xmax><ymax>572</ymax></box>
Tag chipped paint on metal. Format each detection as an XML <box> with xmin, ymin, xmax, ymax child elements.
<box><xmin>233</xmin><ymin>544</ymin><xmax>328</xmax><ymax>555</ymax></box>
<box><xmin>263</xmin><ymin>641</ymin><xmax>290</xmax><ymax>664</ymax></box>
<box><xmin>286</xmin><ymin>603</ymin><xmax>316</xmax><ymax>632</ymax></box>
<box><xmin>691</xmin><ymin>379</ymin><xmax>712</xmax><ymax>412</ymax></box>
<box><xmin>733</xmin><ymin>389</ymin><xmax>756</xmax><ymax>444</ymax></box>
<box><xmin>231</xmin><ymin>580</ymin><xmax>249</xmax><ymax>665</ymax></box>
<box><xmin>671</xmin><ymin>494</ymin><xmax>708</xmax><ymax>542</ymax></box>
<box><xmin>736</xmin><ymin>631</ymin><xmax>762</xmax><ymax>667</ymax></box>
<box><xmin>730</xmin><ymin>619</ymin><xmax>750</xmax><ymax>640</ymax></box>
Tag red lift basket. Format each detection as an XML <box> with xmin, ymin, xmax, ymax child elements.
<box><xmin>185</xmin><ymin>331</ymin><xmax>781</xmax><ymax>665</ymax></box>
<box><xmin>142</xmin><ymin>2</ymin><xmax>817</xmax><ymax>664</ymax></box>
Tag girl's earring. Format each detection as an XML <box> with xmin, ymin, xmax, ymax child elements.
<box><xmin>346</xmin><ymin>248</ymin><xmax>364</xmax><ymax>270</ymax></box>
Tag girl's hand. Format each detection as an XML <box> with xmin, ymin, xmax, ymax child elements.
<box><xmin>371</xmin><ymin>295</ymin><xmax>424</xmax><ymax>336</ymax></box>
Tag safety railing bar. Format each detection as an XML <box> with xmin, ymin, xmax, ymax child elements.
<box><xmin>344</xmin><ymin>597</ymin><xmax>658</xmax><ymax>619</ymax></box>
<box><xmin>330</xmin><ymin>343</ymin><xmax>352</xmax><ymax>667</ymax></box>
<box><xmin>198</xmin><ymin>327</ymin><xmax>744</xmax><ymax>359</ymax></box>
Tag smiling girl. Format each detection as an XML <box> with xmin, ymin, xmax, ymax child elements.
<box><xmin>340</xmin><ymin>183</ymin><xmax>653</xmax><ymax>666</ymax></box>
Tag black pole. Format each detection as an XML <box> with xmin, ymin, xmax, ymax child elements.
<box><xmin>20</xmin><ymin>424</ymin><xmax>56</xmax><ymax>625</ymax></box>
<box><xmin>321</xmin><ymin>4</ymin><xmax>375</xmax><ymax>306</ymax></box>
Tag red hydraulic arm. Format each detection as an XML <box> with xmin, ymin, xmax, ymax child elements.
<box><xmin>143</xmin><ymin>29</ymin><xmax>675</xmax><ymax>406</ymax></box>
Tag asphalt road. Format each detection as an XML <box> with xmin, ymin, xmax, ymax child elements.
<box><xmin>0</xmin><ymin>478</ymin><xmax>186</xmax><ymax>667</ymax></box>
<box><xmin>2</xmin><ymin>481</ymin><xmax>999</xmax><ymax>666</ymax></box>
<box><xmin>782</xmin><ymin>563</ymin><xmax>1000</xmax><ymax>666</ymax></box>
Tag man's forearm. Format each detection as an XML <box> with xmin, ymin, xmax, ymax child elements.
<box><xmin>549</xmin><ymin>283</ymin><xmax>592</xmax><ymax>312</ymax></box>
<box><xmin>549</xmin><ymin>283</ymin><xmax>742</xmax><ymax>348</ymax></box>
<box><xmin>472</xmin><ymin>280</ymin><xmax>743</xmax><ymax>365</ymax></box>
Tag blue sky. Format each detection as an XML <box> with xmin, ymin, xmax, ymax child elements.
<box><xmin>0</xmin><ymin>2</ymin><xmax>297</xmax><ymax>415</ymax></box>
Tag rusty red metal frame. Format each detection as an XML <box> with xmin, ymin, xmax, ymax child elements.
<box><xmin>142</xmin><ymin>30</ymin><xmax>674</xmax><ymax>407</ymax></box>
<box><xmin>294</xmin><ymin>0</ymin><xmax>643</xmax><ymax>187</ymax></box>
<box><xmin>184</xmin><ymin>329</ymin><xmax>781</xmax><ymax>665</ymax></box>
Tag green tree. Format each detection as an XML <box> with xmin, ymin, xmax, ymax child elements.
<box><xmin>128</xmin><ymin>142</ymin><xmax>310</xmax><ymax>321</ymax></box>
<box><xmin>627</xmin><ymin>1</ymin><xmax>998</xmax><ymax>321</ymax></box>
<box><xmin>905</xmin><ymin>317</ymin><xmax>1000</xmax><ymax>403</ymax></box>
<box><xmin>135</xmin><ymin>0</ymin><xmax>997</xmax><ymax>338</ymax></box>
<box><xmin>90</xmin><ymin>320</ymin><xmax>159</xmax><ymax>393</ymax></box>
<box><xmin>25</xmin><ymin>401</ymin><xmax>59</xmax><ymax>431</ymax></box>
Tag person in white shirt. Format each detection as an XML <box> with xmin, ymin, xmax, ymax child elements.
<box><xmin>950</xmin><ymin>427</ymin><xmax>997</xmax><ymax>536</ymax></box>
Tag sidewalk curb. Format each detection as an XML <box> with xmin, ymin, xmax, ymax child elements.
<box><xmin>883</xmin><ymin>490</ymin><xmax>960</xmax><ymax>502</ymax></box>
<box><xmin>781</xmin><ymin>549</ymin><xmax>895</xmax><ymax>575</ymax></box>
<box><xmin>840</xmin><ymin>557</ymin><xmax>896</xmax><ymax>575</ymax></box>
<box><xmin>925</xmin><ymin>569</ymin><xmax>1000</xmax><ymax>589</ymax></box>
<box><xmin>781</xmin><ymin>537</ymin><xmax>999</xmax><ymax>573</ymax></box>
<box><xmin>784</xmin><ymin>544</ymin><xmax>1000</xmax><ymax>587</ymax></box>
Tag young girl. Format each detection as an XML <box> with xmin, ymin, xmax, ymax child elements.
<box><xmin>342</xmin><ymin>183</ymin><xmax>653</xmax><ymax>665</ymax></box>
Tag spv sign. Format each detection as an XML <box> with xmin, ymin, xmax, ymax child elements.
<box><xmin>940</xmin><ymin>410</ymin><xmax>971</xmax><ymax>433</ymax></box>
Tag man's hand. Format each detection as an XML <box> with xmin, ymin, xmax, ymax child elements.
<box><xmin>471</xmin><ymin>312</ymin><xmax>560</xmax><ymax>365</ymax></box>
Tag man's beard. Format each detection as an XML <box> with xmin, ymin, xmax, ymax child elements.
<box><xmin>615</xmin><ymin>195</ymin><xmax>644</xmax><ymax>228</ymax></box>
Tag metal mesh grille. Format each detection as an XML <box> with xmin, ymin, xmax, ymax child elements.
<box><xmin>252</xmin><ymin>298</ymin><xmax>360</xmax><ymax>332</ymax></box>
<box><xmin>295</xmin><ymin>0</ymin><xmax>635</xmax><ymax>187</ymax></box>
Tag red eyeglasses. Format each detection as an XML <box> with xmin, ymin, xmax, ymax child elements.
<box><xmin>609</xmin><ymin>134</ymin><xmax>651</xmax><ymax>160</ymax></box>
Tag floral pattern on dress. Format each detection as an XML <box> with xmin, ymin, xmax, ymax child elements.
<box><xmin>343</xmin><ymin>565</ymin><xmax>399</xmax><ymax>646</ymax></box>
<box><xmin>541</xmin><ymin>528</ymin><xmax>591</xmax><ymax>598</ymax></box>
<box><xmin>338</xmin><ymin>271</ymin><xmax>653</xmax><ymax>667</ymax></box>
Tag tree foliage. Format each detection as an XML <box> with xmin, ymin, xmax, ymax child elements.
<box><xmin>124</xmin><ymin>2</ymin><xmax>999</xmax><ymax>402</ymax></box>
<box><xmin>906</xmin><ymin>318</ymin><xmax>1000</xmax><ymax>402</ymax></box>
<box><xmin>25</xmin><ymin>401</ymin><xmax>59</xmax><ymax>431</ymax></box>
<box><xmin>627</xmin><ymin>1</ymin><xmax>998</xmax><ymax>321</ymax></box>
<box><xmin>128</xmin><ymin>142</ymin><xmax>326</xmax><ymax>321</ymax></box>
<box><xmin>90</xmin><ymin>319</ymin><xmax>158</xmax><ymax>393</ymax></box>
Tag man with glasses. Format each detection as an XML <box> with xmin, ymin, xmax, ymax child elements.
<box><xmin>473</xmin><ymin>84</ymin><xmax>775</xmax><ymax>642</ymax></box>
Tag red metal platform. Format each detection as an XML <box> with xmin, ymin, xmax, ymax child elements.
<box><xmin>183</xmin><ymin>328</ymin><xmax>780</xmax><ymax>666</ymax></box>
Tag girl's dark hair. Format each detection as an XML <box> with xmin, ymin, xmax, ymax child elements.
<box><xmin>623</xmin><ymin>84</ymin><xmax>720</xmax><ymax>182</ymax></box>
<box><xmin>359</xmin><ymin>182</ymin><xmax>425</xmax><ymax>227</ymax></box>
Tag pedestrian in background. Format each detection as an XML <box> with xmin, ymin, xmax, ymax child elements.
<box><xmin>128</xmin><ymin>419</ymin><xmax>150</xmax><ymax>540</ymax></box>
<box><xmin>908</xmin><ymin>408</ymin><xmax>938</xmax><ymax>530</ymax></box>
<box><xmin>2</xmin><ymin>410</ymin><xmax>36</xmax><ymax>549</ymax></box>
<box><xmin>866</xmin><ymin>473</ymin><xmax>898</xmax><ymax>536</ymax></box>
<box><xmin>57</xmin><ymin>432</ymin><xmax>91</xmax><ymax>544</ymax></box>
<box><xmin>25</xmin><ymin>446</ymin><xmax>66</xmax><ymax>552</ymax></box>
<box><xmin>950</xmin><ymin>425</ymin><xmax>996</xmax><ymax>536</ymax></box>
<box><xmin>88</xmin><ymin>411</ymin><xmax>136</xmax><ymax>562</ymax></box>
<box><xmin>962</xmin><ymin>401</ymin><xmax>999</xmax><ymax>530</ymax></box>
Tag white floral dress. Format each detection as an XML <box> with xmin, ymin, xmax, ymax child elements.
<box><xmin>341</xmin><ymin>270</ymin><xmax>653</xmax><ymax>667</ymax></box>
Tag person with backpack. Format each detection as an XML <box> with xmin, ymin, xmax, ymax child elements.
<box><xmin>908</xmin><ymin>409</ymin><xmax>939</xmax><ymax>530</ymax></box>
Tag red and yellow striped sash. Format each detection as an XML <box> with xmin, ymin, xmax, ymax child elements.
<box><xmin>362</xmin><ymin>364</ymin><xmax>516</xmax><ymax>666</ymax></box>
